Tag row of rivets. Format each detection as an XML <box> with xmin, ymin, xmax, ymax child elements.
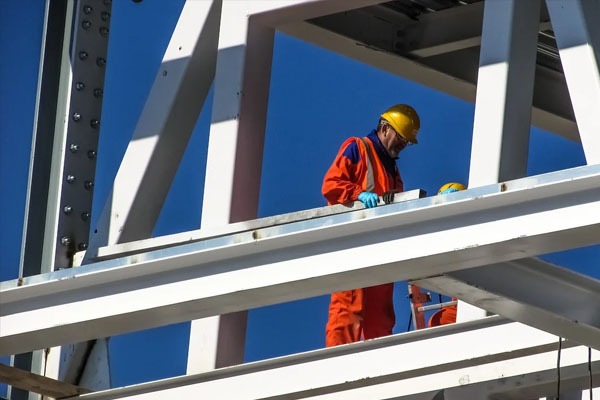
<box><xmin>58</xmin><ymin>1</ymin><xmax>112</xmax><ymax>263</ymax></box>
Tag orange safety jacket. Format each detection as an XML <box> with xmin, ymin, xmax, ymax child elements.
<box><xmin>322</xmin><ymin>130</ymin><xmax>403</xmax><ymax>347</ymax></box>
<box><xmin>322</xmin><ymin>130</ymin><xmax>403</xmax><ymax>204</ymax></box>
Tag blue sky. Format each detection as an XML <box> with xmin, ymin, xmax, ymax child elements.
<box><xmin>1</xmin><ymin>0</ymin><xmax>597</xmax><ymax>394</ymax></box>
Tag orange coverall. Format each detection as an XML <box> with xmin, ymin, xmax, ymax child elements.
<box><xmin>322</xmin><ymin>130</ymin><xmax>403</xmax><ymax>347</ymax></box>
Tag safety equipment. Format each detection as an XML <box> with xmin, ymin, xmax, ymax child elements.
<box><xmin>380</xmin><ymin>104</ymin><xmax>420</xmax><ymax>144</ymax></box>
<box><xmin>438</xmin><ymin>182</ymin><xmax>467</xmax><ymax>195</ymax></box>
<box><xmin>358</xmin><ymin>191</ymin><xmax>379</xmax><ymax>208</ymax></box>
<box><xmin>382</xmin><ymin>191</ymin><xmax>395</xmax><ymax>204</ymax></box>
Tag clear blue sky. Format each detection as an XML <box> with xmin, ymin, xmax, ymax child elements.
<box><xmin>1</xmin><ymin>0</ymin><xmax>597</xmax><ymax>394</ymax></box>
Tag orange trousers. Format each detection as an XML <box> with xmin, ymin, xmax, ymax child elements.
<box><xmin>325</xmin><ymin>283</ymin><xmax>395</xmax><ymax>347</ymax></box>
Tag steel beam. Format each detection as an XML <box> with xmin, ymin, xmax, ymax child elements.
<box><xmin>278</xmin><ymin>20</ymin><xmax>579</xmax><ymax>141</ymax></box>
<box><xmin>86</xmin><ymin>0</ymin><xmax>222</xmax><ymax>250</ymax></box>
<box><xmin>469</xmin><ymin>0</ymin><xmax>541</xmax><ymax>186</ymax></box>
<box><xmin>414</xmin><ymin>257</ymin><xmax>600</xmax><ymax>350</ymax></box>
<box><xmin>59</xmin><ymin>319</ymin><xmax>600</xmax><ymax>400</ymax></box>
<box><xmin>92</xmin><ymin>189</ymin><xmax>425</xmax><ymax>260</ymax></box>
<box><xmin>546</xmin><ymin>0</ymin><xmax>600</xmax><ymax>164</ymax></box>
<box><xmin>3</xmin><ymin>166</ymin><xmax>600</xmax><ymax>355</ymax></box>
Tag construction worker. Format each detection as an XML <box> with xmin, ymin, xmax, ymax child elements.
<box><xmin>427</xmin><ymin>182</ymin><xmax>467</xmax><ymax>327</ymax></box>
<box><xmin>322</xmin><ymin>104</ymin><xmax>420</xmax><ymax>347</ymax></box>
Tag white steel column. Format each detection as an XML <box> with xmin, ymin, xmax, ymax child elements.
<box><xmin>546</xmin><ymin>0</ymin><xmax>600</xmax><ymax>164</ymax></box>
<box><xmin>188</xmin><ymin>1</ymin><xmax>276</xmax><ymax>373</ymax></box>
<box><xmin>188</xmin><ymin>0</ymin><xmax>392</xmax><ymax>373</ymax></box>
<box><xmin>463</xmin><ymin>0</ymin><xmax>541</xmax><ymax>322</ymax></box>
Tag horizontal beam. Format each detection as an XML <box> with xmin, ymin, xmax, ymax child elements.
<box><xmin>415</xmin><ymin>257</ymin><xmax>600</xmax><ymax>350</ymax></box>
<box><xmin>70</xmin><ymin>318</ymin><xmax>600</xmax><ymax>399</ymax></box>
<box><xmin>92</xmin><ymin>189</ymin><xmax>425</xmax><ymax>260</ymax></box>
<box><xmin>3</xmin><ymin>165</ymin><xmax>600</xmax><ymax>355</ymax></box>
<box><xmin>279</xmin><ymin>20</ymin><xmax>579</xmax><ymax>141</ymax></box>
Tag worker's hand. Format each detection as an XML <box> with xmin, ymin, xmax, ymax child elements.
<box><xmin>358</xmin><ymin>191</ymin><xmax>380</xmax><ymax>208</ymax></box>
<box><xmin>382</xmin><ymin>191</ymin><xmax>395</xmax><ymax>204</ymax></box>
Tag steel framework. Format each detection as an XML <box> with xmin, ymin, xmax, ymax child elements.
<box><xmin>2</xmin><ymin>0</ymin><xmax>600</xmax><ymax>399</ymax></box>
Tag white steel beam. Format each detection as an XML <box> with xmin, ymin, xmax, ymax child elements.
<box><xmin>278</xmin><ymin>20</ymin><xmax>579</xmax><ymax>142</ymax></box>
<box><xmin>189</xmin><ymin>0</ymin><xmax>279</xmax><ymax>373</ymax></box>
<box><xmin>469</xmin><ymin>0</ymin><xmax>541</xmax><ymax>187</ymax></box>
<box><xmin>3</xmin><ymin>166</ymin><xmax>600</xmax><ymax>355</ymax></box>
<box><xmin>86</xmin><ymin>0</ymin><xmax>222</xmax><ymax>249</ymax></box>
<box><xmin>188</xmin><ymin>0</ymin><xmax>389</xmax><ymax>374</ymax></box>
<box><xmin>462</xmin><ymin>0</ymin><xmax>541</xmax><ymax>322</ymax></box>
<box><xmin>92</xmin><ymin>190</ymin><xmax>425</xmax><ymax>260</ymax></box>
<box><xmin>546</xmin><ymin>0</ymin><xmax>600</xmax><ymax>164</ymax></box>
<box><xmin>415</xmin><ymin>257</ymin><xmax>600</xmax><ymax>350</ymax></box>
<box><xmin>61</xmin><ymin>319</ymin><xmax>600</xmax><ymax>400</ymax></box>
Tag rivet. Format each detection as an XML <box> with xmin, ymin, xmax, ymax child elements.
<box><xmin>90</xmin><ymin>119</ymin><xmax>100</xmax><ymax>129</ymax></box>
<box><xmin>81</xmin><ymin>211</ymin><xmax>91</xmax><ymax>221</ymax></box>
<box><xmin>75</xmin><ymin>81</ymin><xmax>85</xmax><ymax>91</ymax></box>
<box><xmin>101</xmin><ymin>11</ymin><xmax>110</xmax><ymax>21</ymax></box>
<box><xmin>103</xmin><ymin>0</ymin><xmax>111</xmax><ymax>5</ymax></box>
<box><xmin>78</xmin><ymin>243</ymin><xmax>88</xmax><ymax>251</ymax></box>
<box><xmin>94</xmin><ymin>88</ymin><xmax>103</xmax><ymax>98</ymax></box>
<box><xmin>84</xmin><ymin>180</ymin><xmax>94</xmax><ymax>190</ymax></box>
<box><xmin>82</xmin><ymin>20</ymin><xmax>92</xmax><ymax>30</ymax></box>
<box><xmin>79</xmin><ymin>51</ymin><xmax>88</xmax><ymax>60</ymax></box>
<box><xmin>72</xmin><ymin>112</ymin><xmax>81</xmax><ymax>122</ymax></box>
<box><xmin>61</xmin><ymin>236</ymin><xmax>71</xmax><ymax>246</ymax></box>
<box><xmin>87</xmin><ymin>150</ymin><xmax>97</xmax><ymax>159</ymax></box>
<box><xmin>83</xmin><ymin>5</ymin><xmax>93</xmax><ymax>14</ymax></box>
<box><xmin>63</xmin><ymin>205</ymin><xmax>73</xmax><ymax>215</ymax></box>
<box><xmin>69</xmin><ymin>144</ymin><xmax>80</xmax><ymax>153</ymax></box>
<box><xmin>66</xmin><ymin>175</ymin><xmax>76</xmax><ymax>184</ymax></box>
<box><xmin>99</xmin><ymin>27</ymin><xmax>109</xmax><ymax>37</ymax></box>
<box><xmin>96</xmin><ymin>57</ymin><xmax>106</xmax><ymax>67</ymax></box>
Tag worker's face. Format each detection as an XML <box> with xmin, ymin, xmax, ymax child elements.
<box><xmin>381</xmin><ymin>124</ymin><xmax>410</xmax><ymax>159</ymax></box>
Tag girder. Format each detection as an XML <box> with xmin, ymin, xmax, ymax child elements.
<box><xmin>2</xmin><ymin>165</ymin><xmax>600</xmax><ymax>355</ymax></box>
<box><xmin>65</xmin><ymin>318</ymin><xmax>600</xmax><ymax>400</ymax></box>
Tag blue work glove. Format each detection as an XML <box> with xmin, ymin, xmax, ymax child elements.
<box><xmin>358</xmin><ymin>191</ymin><xmax>380</xmax><ymax>208</ymax></box>
<box><xmin>439</xmin><ymin>188</ymin><xmax>460</xmax><ymax>195</ymax></box>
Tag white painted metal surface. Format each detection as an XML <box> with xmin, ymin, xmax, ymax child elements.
<box><xmin>93</xmin><ymin>189</ymin><xmax>424</xmax><ymax>260</ymax></box>
<box><xmin>547</xmin><ymin>0</ymin><xmax>600</xmax><ymax>164</ymax></box>
<box><xmin>462</xmin><ymin>0</ymin><xmax>542</xmax><ymax>323</ymax></box>
<box><xmin>415</xmin><ymin>257</ymin><xmax>600</xmax><ymax>350</ymax></box>
<box><xmin>67</xmin><ymin>318</ymin><xmax>600</xmax><ymax>400</ymax></box>
<box><xmin>3</xmin><ymin>166</ymin><xmax>600</xmax><ymax>355</ymax></box>
<box><xmin>86</xmin><ymin>0</ymin><xmax>221</xmax><ymax>250</ymax></box>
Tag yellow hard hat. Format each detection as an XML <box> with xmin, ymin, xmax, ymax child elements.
<box><xmin>438</xmin><ymin>182</ymin><xmax>467</xmax><ymax>195</ymax></box>
<box><xmin>381</xmin><ymin>104</ymin><xmax>420</xmax><ymax>144</ymax></box>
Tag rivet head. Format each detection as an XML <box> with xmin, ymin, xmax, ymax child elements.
<box><xmin>103</xmin><ymin>0</ymin><xmax>111</xmax><ymax>5</ymax></box>
<box><xmin>69</xmin><ymin>144</ymin><xmax>80</xmax><ymax>153</ymax></box>
<box><xmin>66</xmin><ymin>175</ymin><xmax>76</xmax><ymax>184</ymax></box>
<box><xmin>84</xmin><ymin>180</ymin><xmax>94</xmax><ymax>190</ymax></box>
<box><xmin>75</xmin><ymin>82</ymin><xmax>85</xmax><ymax>91</ymax></box>
<box><xmin>61</xmin><ymin>236</ymin><xmax>71</xmax><ymax>246</ymax></box>
<box><xmin>72</xmin><ymin>112</ymin><xmax>81</xmax><ymax>122</ymax></box>
<box><xmin>94</xmin><ymin>88</ymin><xmax>103</xmax><ymax>98</ymax></box>
<box><xmin>96</xmin><ymin>57</ymin><xmax>106</xmax><ymax>67</ymax></box>
<box><xmin>87</xmin><ymin>150</ymin><xmax>97</xmax><ymax>159</ymax></box>
<box><xmin>63</xmin><ymin>205</ymin><xmax>73</xmax><ymax>215</ymax></box>
<box><xmin>78</xmin><ymin>243</ymin><xmax>88</xmax><ymax>251</ymax></box>
<box><xmin>79</xmin><ymin>51</ymin><xmax>88</xmax><ymax>60</ymax></box>
<box><xmin>101</xmin><ymin>11</ymin><xmax>110</xmax><ymax>21</ymax></box>
<box><xmin>90</xmin><ymin>119</ymin><xmax>100</xmax><ymax>129</ymax></box>
<box><xmin>99</xmin><ymin>27</ymin><xmax>109</xmax><ymax>37</ymax></box>
<box><xmin>81</xmin><ymin>211</ymin><xmax>91</xmax><ymax>221</ymax></box>
<box><xmin>82</xmin><ymin>20</ymin><xmax>92</xmax><ymax>30</ymax></box>
<box><xmin>83</xmin><ymin>5</ymin><xmax>93</xmax><ymax>14</ymax></box>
